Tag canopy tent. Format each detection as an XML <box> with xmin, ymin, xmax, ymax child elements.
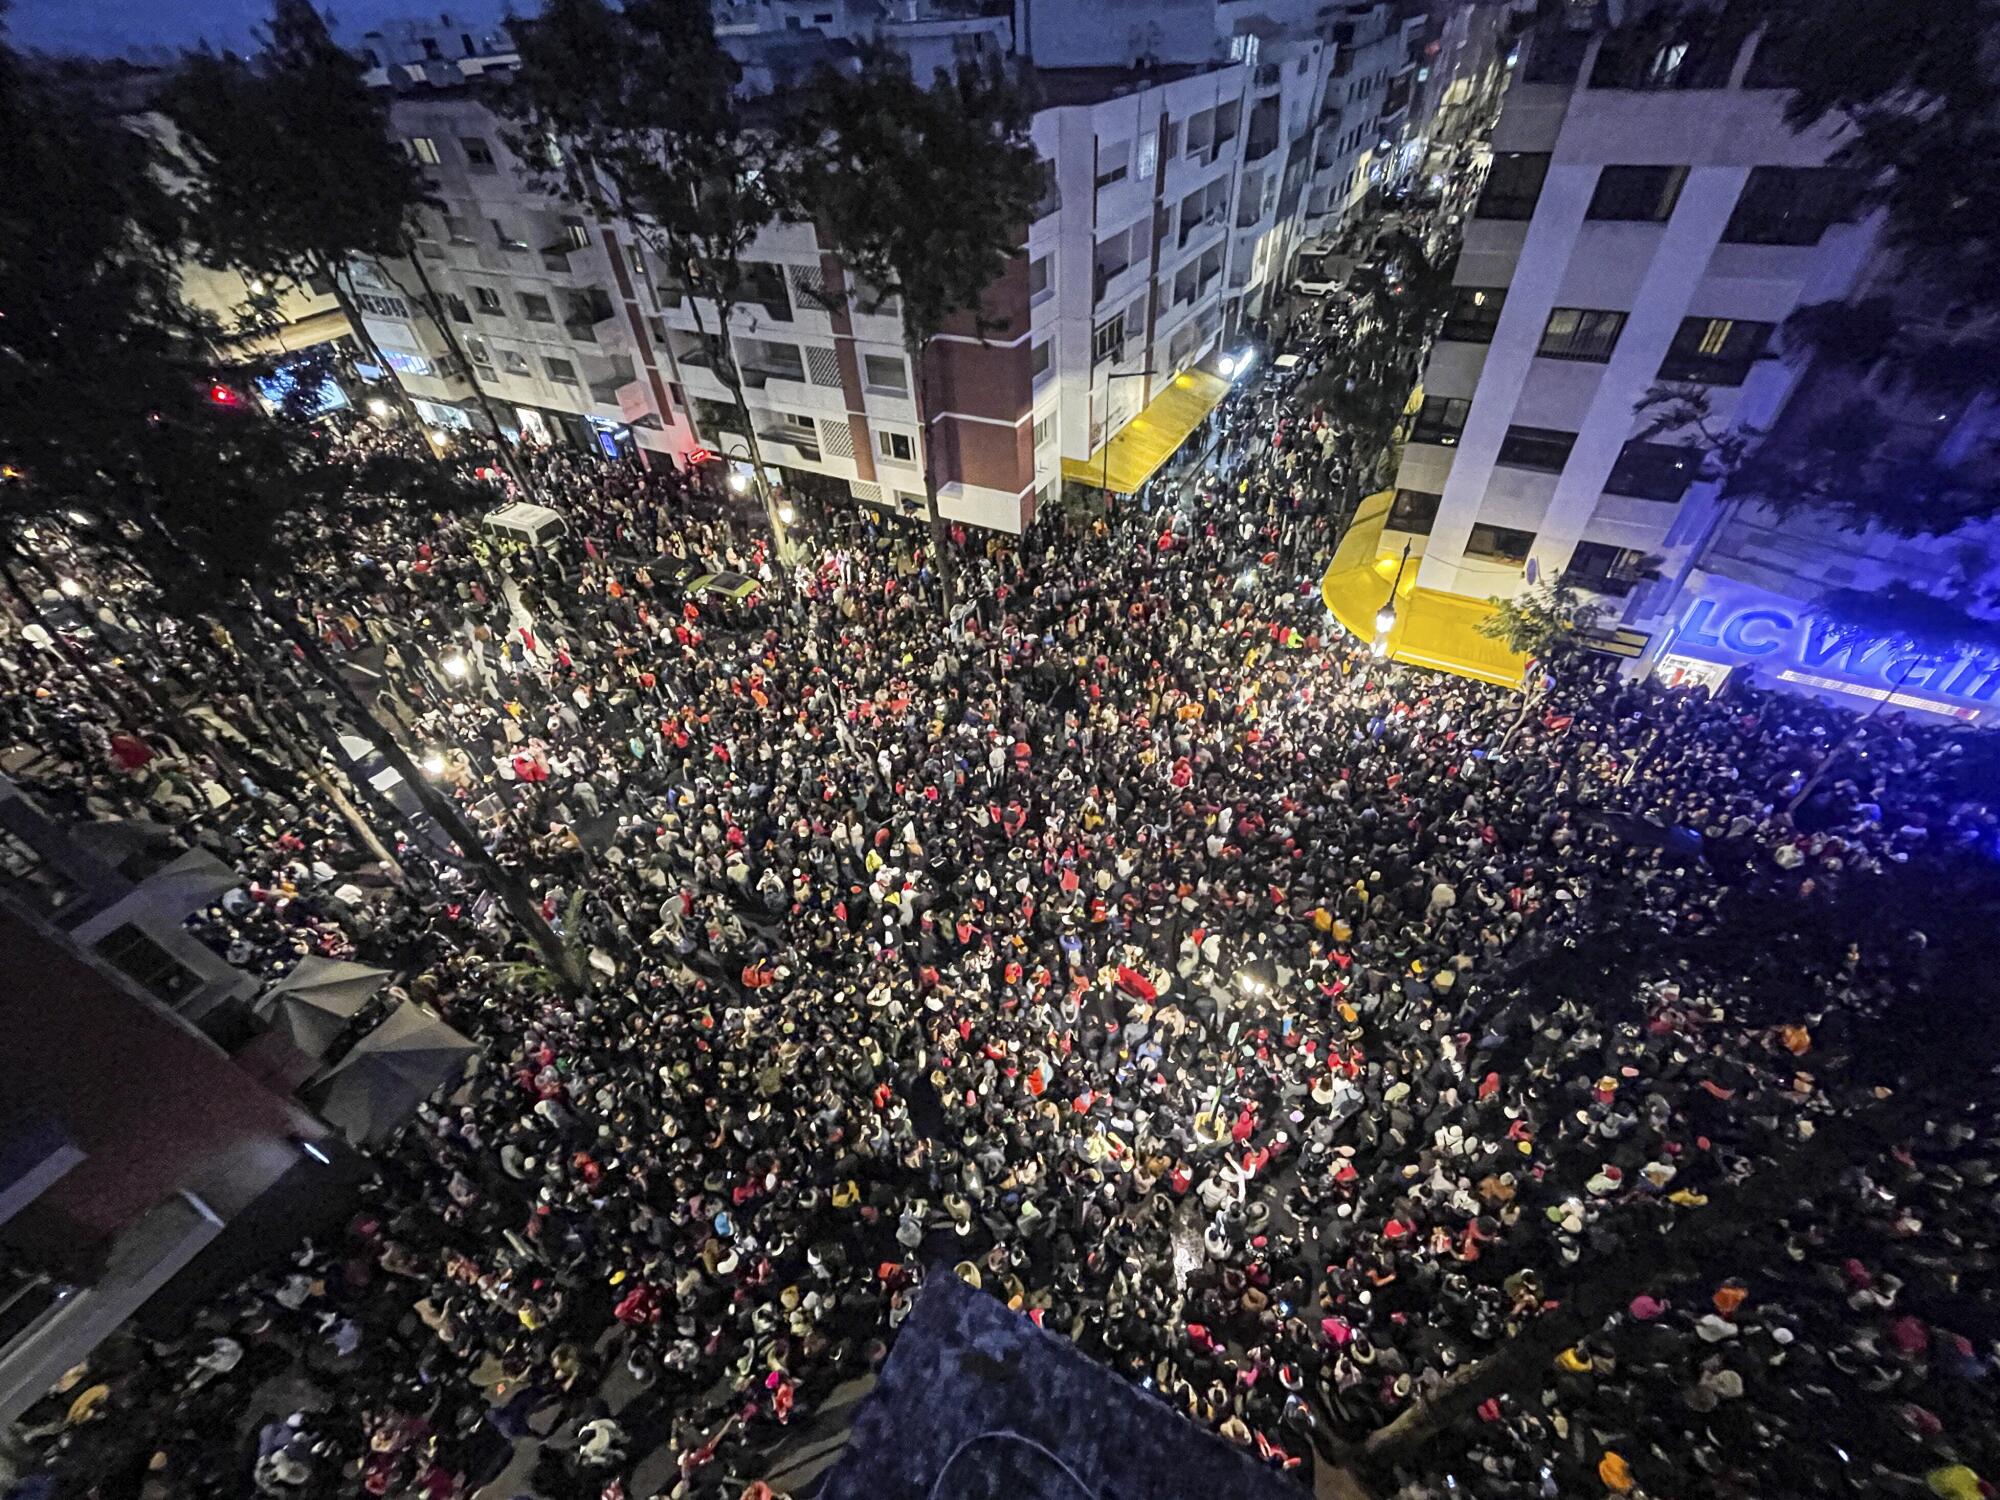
<box><xmin>312</xmin><ymin>1004</ymin><xmax>474</xmax><ymax>1147</ymax></box>
<box><xmin>68</xmin><ymin>816</ymin><xmax>177</xmax><ymax>867</ymax></box>
<box><xmin>257</xmin><ymin>956</ymin><xmax>396</xmax><ymax>1059</ymax></box>
<box><xmin>141</xmin><ymin>849</ymin><xmax>246</xmax><ymax>919</ymax></box>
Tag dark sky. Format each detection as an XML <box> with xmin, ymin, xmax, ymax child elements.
<box><xmin>6</xmin><ymin>0</ymin><xmax>513</xmax><ymax>57</ymax></box>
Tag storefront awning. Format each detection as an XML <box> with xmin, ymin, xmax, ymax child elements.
<box><xmin>1321</xmin><ymin>491</ymin><xmax>1527</xmax><ymax>688</ymax></box>
<box><xmin>1061</xmin><ymin>369</ymin><xmax>1230</xmax><ymax>495</ymax></box>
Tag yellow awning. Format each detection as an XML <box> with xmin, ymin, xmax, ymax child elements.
<box><xmin>1321</xmin><ymin>491</ymin><xmax>1527</xmax><ymax>688</ymax></box>
<box><xmin>1061</xmin><ymin>369</ymin><xmax>1230</xmax><ymax>495</ymax></box>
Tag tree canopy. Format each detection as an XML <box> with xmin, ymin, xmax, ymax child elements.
<box><xmin>164</xmin><ymin>0</ymin><xmax>427</xmax><ymax>302</ymax></box>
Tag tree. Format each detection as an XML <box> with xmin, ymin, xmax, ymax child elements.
<box><xmin>0</xmin><ymin>24</ymin><xmax>584</xmax><ymax>990</ymax></box>
<box><xmin>791</xmin><ymin>46</ymin><xmax>1045</xmax><ymax>601</ymax></box>
<box><xmin>1631</xmin><ymin>0</ymin><xmax>2000</xmax><ymax>534</ymax></box>
<box><xmin>163</xmin><ymin>1</ymin><xmax>434</xmax><ymax>436</ymax></box>
<box><xmin>504</xmin><ymin>0</ymin><xmax>795</xmax><ymax>550</ymax></box>
<box><xmin>1476</xmin><ymin>580</ymin><xmax>1604</xmax><ymax>662</ymax></box>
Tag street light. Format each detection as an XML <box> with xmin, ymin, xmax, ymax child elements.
<box><xmin>777</xmin><ymin>501</ymin><xmax>798</xmax><ymax>526</ymax></box>
<box><xmin>1219</xmin><ymin>347</ymin><xmax>1258</xmax><ymax>381</ymax></box>
<box><xmin>421</xmin><ymin>750</ymin><xmax>446</xmax><ymax>777</ymax></box>
<box><xmin>727</xmin><ymin>471</ymin><xmax>750</xmax><ymax>495</ymax></box>
<box><xmin>366</xmin><ymin>397</ymin><xmax>393</xmax><ymax>419</ymax></box>
<box><xmin>442</xmin><ymin>652</ymin><xmax>468</xmax><ymax>680</ymax></box>
<box><xmin>1373</xmin><ymin>540</ymin><xmax>1413</xmax><ymax>659</ymax></box>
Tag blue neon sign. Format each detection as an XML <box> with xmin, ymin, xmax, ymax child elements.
<box><xmin>1675</xmin><ymin>597</ymin><xmax>2000</xmax><ymax>706</ymax></box>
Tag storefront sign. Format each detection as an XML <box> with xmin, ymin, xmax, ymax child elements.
<box><xmin>1655</xmin><ymin>653</ymin><xmax>1732</xmax><ymax>694</ymax></box>
<box><xmin>1671</xmin><ymin>595</ymin><xmax>2000</xmax><ymax>716</ymax></box>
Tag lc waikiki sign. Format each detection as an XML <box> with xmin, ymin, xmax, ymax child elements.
<box><xmin>1669</xmin><ymin>594</ymin><xmax>1999</xmax><ymax>721</ymax></box>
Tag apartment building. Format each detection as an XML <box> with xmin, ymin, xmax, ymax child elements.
<box><xmin>1300</xmin><ymin>3</ymin><xmax>1429</xmax><ymax>239</ymax></box>
<box><xmin>0</xmin><ymin>783</ymin><xmax>352</xmax><ymax>1424</ymax></box>
<box><xmin>344</xmin><ymin>1</ymin><xmax>1455</xmax><ymax>529</ymax></box>
<box><xmin>1341</xmin><ymin>9</ymin><xmax>1876</xmax><ymax>663</ymax></box>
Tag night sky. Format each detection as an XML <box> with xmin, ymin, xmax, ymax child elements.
<box><xmin>5</xmin><ymin>0</ymin><xmax>513</xmax><ymax>57</ymax></box>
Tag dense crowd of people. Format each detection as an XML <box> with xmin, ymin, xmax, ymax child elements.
<box><xmin>3</xmin><ymin>300</ymin><xmax>1998</xmax><ymax>1500</ymax></box>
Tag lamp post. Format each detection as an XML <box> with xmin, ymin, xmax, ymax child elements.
<box><xmin>1099</xmin><ymin>367</ymin><xmax>1157</xmax><ymax>497</ymax></box>
<box><xmin>1373</xmin><ymin>540</ymin><xmax>1412</xmax><ymax>658</ymax></box>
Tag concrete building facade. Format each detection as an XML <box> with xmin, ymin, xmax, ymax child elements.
<box><xmin>1386</xmin><ymin>12</ymin><xmax>1873</xmax><ymax>606</ymax></box>
<box><xmin>346</xmin><ymin>0</ymin><xmax>1471</xmax><ymax>531</ymax></box>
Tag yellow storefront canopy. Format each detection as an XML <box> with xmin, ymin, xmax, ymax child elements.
<box><xmin>1061</xmin><ymin>369</ymin><xmax>1231</xmax><ymax>495</ymax></box>
<box><xmin>1321</xmin><ymin>491</ymin><xmax>1528</xmax><ymax>689</ymax></box>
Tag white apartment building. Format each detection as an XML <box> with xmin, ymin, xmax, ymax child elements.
<box><xmin>1300</xmin><ymin>4</ymin><xmax>1428</xmax><ymax>239</ymax></box>
<box><xmin>1383</xmin><ymin>11</ymin><xmax>1872</xmax><ymax>609</ymax></box>
<box><xmin>341</xmin><ymin>1</ymin><xmax>1461</xmax><ymax>530</ymax></box>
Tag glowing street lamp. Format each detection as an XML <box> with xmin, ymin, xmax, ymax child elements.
<box><xmin>1373</xmin><ymin>540</ymin><xmax>1413</xmax><ymax>660</ymax></box>
<box><xmin>777</xmin><ymin>501</ymin><xmax>798</xmax><ymax>526</ymax></box>
<box><xmin>1219</xmin><ymin>347</ymin><xmax>1258</xmax><ymax>381</ymax></box>
<box><xmin>442</xmin><ymin>652</ymin><xmax>468</xmax><ymax>680</ymax></box>
<box><xmin>367</xmin><ymin>397</ymin><xmax>394</xmax><ymax>419</ymax></box>
<box><xmin>421</xmin><ymin>750</ymin><xmax>447</xmax><ymax>777</ymax></box>
<box><xmin>727</xmin><ymin>470</ymin><xmax>751</xmax><ymax>495</ymax></box>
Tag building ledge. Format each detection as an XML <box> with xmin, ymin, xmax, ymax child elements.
<box><xmin>1321</xmin><ymin>491</ymin><xmax>1527</xmax><ymax>688</ymax></box>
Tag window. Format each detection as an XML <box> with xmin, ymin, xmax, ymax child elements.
<box><xmin>1161</xmin><ymin>120</ymin><xmax>1181</xmax><ymax>160</ymax></box>
<box><xmin>1033</xmin><ymin>412</ymin><xmax>1055</xmax><ymax>449</ymax></box>
<box><xmin>878</xmin><ymin>430</ymin><xmax>915</xmax><ymax>463</ymax></box>
<box><xmin>1495</xmin><ymin>425</ymin><xmax>1577</xmax><ymax>472</ymax></box>
<box><xmin>1386</xmin><ymin>488</ymin><xmax>1442</xmax><ymax>534</ymax></box>
<box><xmin>1095</xmin><ymin>143</ymin><xmax>1130</xmax><ymax>191</ymax></box>
<box><xmin>1027</xmin><ymin>254</ymin><xmax>1053</xmax><ymax>304</ymax></box>
<box><xmin>864</xmin><ymin>354</ymin><xmax>908</xmax><ymax>396</ymax></box>
<box><xmin>95</xmin><ymin>923</ymin><xmax>199</xmax><ymax>1003</ymax></box>
<box><xmin>1439</xmin><ymin>286</ymin><xmax>1506</xmax><ymax>344</ymax></box>
<box><xmin>1562</xmin><ymin>539</ymin><xmax>1650</xmax><ymax>596</ymax></box>
<box><xmin>461</xmin><ymin>136</ymin><xmax>496</xmax><ymax>170</ymax></box>
<box><xmin>1722</xmin><ymin>167</ymin><xmax>1859</xmax><ymax>246</ymax></box>
<box><xmin>500</xmin><ymin>347</ymin><xmax>531</xmax><ymax>376</ymax></box>
<box><xmin>1605</xmin><ymin>438</ymin><xmax>1697</xmax><ymax>501</ymax></box>
<box><xmin>1475</xmin><ymin>152</ymin><xmax>1548</xmax><ymax>220</ymax></box>
<box><xmin>445</xmin><ymin>293</ymin><xmax>471</xmax><ymax>324</ymax></box>
<box><xmin>1409</xmin><ymin>396</ymin><xmax>1471</xmax><ymax>446</ymax></box>
<box><xmin>1092</xmin><ymin>313</ymin><xmax>1125</xmax><ymax>365</ymax></box>
<box><xmin>1657</xmin><ymin>316</ymin><xmax>1773</xmax><ymax>384</ymax></box>
<box><xmin>1586</xmin><ymin>165</ymin><xmax>1687</xmax><ymax>222</ymax></box>
<box><xmin>544</xmin><ymin>356</ymin><xmax>578</xmax><ymax>384</ymax></box>
<box><xmin>1464</xmin><ymin>524</ymin><xmax>1535</xmax><ymax>565</ymax></box>
<box><xmin>472</xmin><ymin>285</ymin><xmax>504</xmax><ymax>315</ymax></box>
<box><xmin>1537</xmin><ymin>308</ymin><xmax>1628</xmax><ymax>362</ymax></box>
<box><xmin>408</xmin><ymin>136</ymin><xmax>441</xmax><ymax>165</ymax></box>
<box><xmin>564</xmin><ymin>215</ymin><xmax>591</xmax><ymax>250</ymax></box>
<box><xmin>520</xmin><ymin>292</ymin><xmax>555</xmax><ymax>323</ymax></box>
<box><xmin>465</xmin><ymin>335</ymin><xmax>492</xmax><ymax>368</ymax></box>
<box><xmin>492</xmin><ymin>219</ymin><xmax>529</xmax><ymax>251</ymax></box>
<box><xmin>1030</xmin><ymin>339</ymin><xmax>1052</xmax><ymax>380</ymax></box>
<box><xmin>443</xmin><ymin>213</ymin><xmax>475</xmax><ymax>245</ymax></box>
